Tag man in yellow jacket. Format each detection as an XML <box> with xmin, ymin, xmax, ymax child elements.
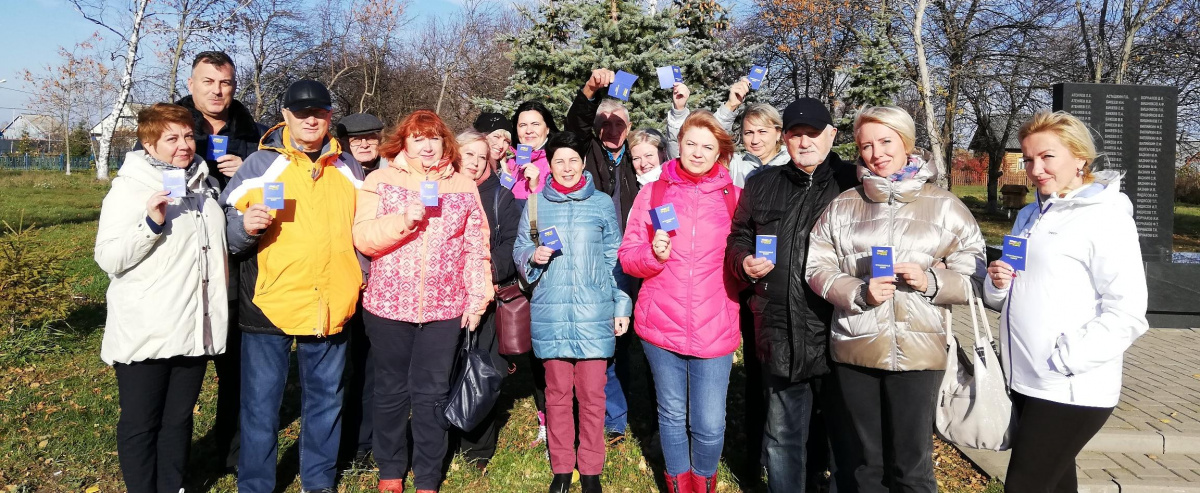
<box><xmin>219</xmin><ymin>79</ymin><xmax>365</xmax><ymax>493</ymax></box>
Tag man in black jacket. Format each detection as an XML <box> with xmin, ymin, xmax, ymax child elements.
<box><xmin>725</xmin><ymin>98</ymin><xmax>860</xmax><ymax>493</ymax></box>
<box><xmin>565</xmin><ymin>68</ymin><xmax>643</xmax><ymax>442</ymax></box>
<box><xmin>182</xmin><ymin>50</ymin><xmax>265</xmax><ymax>475</ymax></box>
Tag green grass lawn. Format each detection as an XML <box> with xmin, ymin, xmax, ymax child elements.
<box><xmin>0</xmin><ymin>171</ymin><xmax>1001</xmax><ymax>492</ymax></box>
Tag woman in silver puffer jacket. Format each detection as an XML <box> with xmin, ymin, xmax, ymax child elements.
<box><xmin>805</xmin><ymin>106</ymin><xmax>986</xmax><ymax>493</ymax></box>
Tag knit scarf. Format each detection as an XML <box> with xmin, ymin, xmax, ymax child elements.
<box><xmin>551</xmin><ymin>174</ymin><xmax>588</xmax><ymax>195</ymax></box>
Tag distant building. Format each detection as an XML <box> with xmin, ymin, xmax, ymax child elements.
<box><xmin>90</xmin><ymin>102</ymin><xmax>146</xmax><ymax>138</ymax></box>
<box><xmin>1</xmin><ymin>114</ymin><xmax>60</xmax><ymax>141</ymax></box>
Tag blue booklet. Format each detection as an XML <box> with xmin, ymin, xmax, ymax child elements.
<box><xmin>756</xmin><ymin>235</ymin><xmax>777</xmax><ymax>263</ymax></box>
<box><xmin>420</xmin><ymin>180</ymin><xmax>439</xmax><ymax>206</ymax></box>
<box><xmin>163</xmin><ymin>169</ymin><xmax>187</xmax><ymax>198</ymax></box>
<box><xmin>747</xmin><ymin>65</ymin><xmax>768</xmax><ymax>90</ymax></box>
<box><xmin>499</xmin><ymin>171</ymin><xmax>517</xmax><ymax>189</ymax></box>
<box><xmin>1002</xmin><ymin>235</ymin><xmax>1028</xmax><ymax>271</ymax></box>
<box><xmin>539</xmin><ymin>226</ymin><xmax>563</xmax><ymax>251</ymax></box>
<box><xmin>208</xmin><ymin>135</ymin><xmax>229</xmax><ymax>161</ymax></box>
<box><xmin>651</xmin><ymin>203</ymin><xmax>678</xmax><ymax>232</ymax></box>
<box><xmin>608</xmin><ymin>70</ymin><xmax>638</xmax><ymax>101</ymax></box>
<box><xmin>871</xmin><ymin>246</ymin><xmax>894</xmax><ymax>278</ymax></box>
<box><xmin>656</xmin><ymin>66</ymin><xmax>682</xmax><ymax>89</ymax></box>
<box><xmin>263</xmin><ymin>182</ymin><xmax>285</xmax><ymax>210</ymax></box>
<box><xmin>515</xmin><ymin>144</ymin><xmax>533</xmax><ymax>166</ymax></box>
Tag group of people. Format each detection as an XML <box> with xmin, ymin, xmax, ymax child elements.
<box><xmin>96</xmin><ymin>51</ymin><xmax>1149</xmax><ymax>493</ymax></box>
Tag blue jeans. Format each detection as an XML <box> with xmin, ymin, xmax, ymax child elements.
<box><xmin>238</xmin><ymin>331</ymin><xmax>346</xmax><ymax>493</ymax></box>
<box><xmin>642</xmin><ymin>343</ymin><xmax>733</xmax><ymax>477</ymax></box>
<box><xmin>763</xmin><ymin>373</ymin><xmax>814</xmax><ymax>493</ymax></box>
<box><xmin>603</xmin><ymin>333</ymin><xmax>631</xmax><ymax>433</ymax></box>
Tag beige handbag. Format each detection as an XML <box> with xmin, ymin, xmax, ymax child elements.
<box><xmin>934</xmin><ymin>288</ymin><xmax>1015</xmax><ymax>451</ymax></box>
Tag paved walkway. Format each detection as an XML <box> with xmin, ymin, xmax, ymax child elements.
<box><xmin>948</xmin><ymin>309</ymin><xmax>1200</xmax><ymax>492</ymax></box>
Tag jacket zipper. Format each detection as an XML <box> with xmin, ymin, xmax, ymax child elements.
<box><xmin>888</xmin><ymin>193</ymin><xmax>898</xmax><ymax>371</ymax></box>
<box><xmin>687</xmin><ymin>184</ymin><xmax>697</xmax><ymax>352</ymax></box>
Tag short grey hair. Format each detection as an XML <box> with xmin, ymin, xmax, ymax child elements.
<box><xmin>456</xmin><ymin>129</ymin><xmax>488</xmax><ymax>149</ymax></box>
<box><xmin>594</xmin><ymin>99</ymin><xmax>631</xmax><ymax>128</ymax></box>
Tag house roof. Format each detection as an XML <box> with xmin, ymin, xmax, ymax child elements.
<box><xmin>0</xmin><ymin>114</ymin><xmax>60</xmax><ymax>140</ymax></box>
<box><xmin>90</xmin><ymin>102</ymin><xmax>149</xmax><ymax>136</ymax></box>
<box><xmin>968</xmin><ymin>116</ymin><xmax>1027</xmax><ymax>152</ymax></box>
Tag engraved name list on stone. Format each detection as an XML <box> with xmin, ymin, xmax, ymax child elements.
<box><xmin>1053</xmin><ymin>82</ymin><xmax>1178</xmax><ymax>263</ymax></box>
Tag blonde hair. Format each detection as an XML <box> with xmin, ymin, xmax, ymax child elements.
<box><xmin>456</xmin><ymin>129</ymin><xmax>488</xmax><ymax>149</ymax></box>
<box><xmin>1018</xmin><ymin>111</ymin><xmax>1097</xmax><ymax>188</ymax></box>
<box><xmin>486</xmin><ymin>128</ymin><xmax>512</xmax><ymax>143</ymax></box>
<box><xmin>853</xmin><ymin>106</ymin><xmax>917</xmax><ymax>154</ymax></box>
<box><xmin>627</xmin><ymin>129</ymin><xmax>663</xmax><ymax>150</ymax></box>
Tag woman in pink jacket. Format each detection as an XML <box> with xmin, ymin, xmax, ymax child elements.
<box><xmin>618</xmin><ymin>110</ymin><xmax>741</xmax><ymax>493</ymax></box>
<box><xmin>501</xmin><ymin>100</ymin><xmax>558</xmax><ymax>200</ymax></box>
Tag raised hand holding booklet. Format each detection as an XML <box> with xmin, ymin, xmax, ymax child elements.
<box><xmin>871</xmin><ymin>246</ymin><xmax>894</xmax><ymax>278</ymax></box>
<box><xmin>607</xmin><ymin>70</ymin><xmax>638</xmax><ymax>101</ymax></box>
<box><xmin>756</xmin><ymin>235</ymin><xmax>777</xmax><ymax>263</ymax></box>
<box><xmin>1002</xmin><ymin>235</ymin><xmax>1028</xmax><ymax>271</ymax></box>
<box><xmin>264</xmin><ymin>182</ymin><xmax>285</xmax><ymax>210</ymax></box>
<box><xmin>539</xmin><ymin>226</ymin><xmax>563</xmax><ymax>251</ymax></box>
<box><xmin>515</xmin><ymin>145</ymin><xmax>533</xmax><ymax>166</ymax></box>
<box><xmin>208</xmin><ymin>135</ymin><xmax>229</xmax><ymax>161</ymax></box>
<box><xmin>651</xmin><ymin>203</ymin><xmax>678</xmax><ymax>232</ymax></box>
<box><xmin>657</xmin><ymin>66</ymin><xmax>682</xmax><ymax>89</ymax></box>
<box><xmin>747</xmin><ymin>65</ymin><xmax>768</xmax><ymax>90</ymax></box>
<box><xmin>420</xmin><ymin>180</ymin><xmax>439</xmax><ymax>206</ymax></box>
<box><xmin>163</xmin><ymin>169</ymin><xmax>187</xmax><ymax>198</ymax></box>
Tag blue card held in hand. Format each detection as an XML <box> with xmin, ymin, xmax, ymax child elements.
<box><xmin>747</xmin><ymin>65</ymin><xmax>768</xmax><ymax>90</ymax></box>
<box><xmin>264</xmin><ymin>182</ymin><xmax>285</xmax><ymax>210</ymax></box>
<box><xmin>756</xmin><ymin>235</ymin><xmax>778</xmax><ymax>263</ymax></box>
<box><xmin>1002</xmin><ymin>235</ymin><xmax>1028</xmax><ymax>271</ymax></box>
<box><xmin>651</xmin><ymin>203</ymin><xmax>678</xmax><ymax>232</ymax></box>
<box><xmin>420</xmin><ymin>180</ymin><xmax>439</xmax><ymax>206</ymax></box>
<box><xmin>608</xmin><ymin>70</ymin><xmax>638</xmax><ymax>101</ymax></box>
<box><xmin>516</xmin><ymin>145</ymin><xmax>533</xmax><ymax>166</ymax></box>
<box><xmin>657</xmin><ymin>66</ymin><xmax>680</xmax><ymax>90</ymax></box>
<box><xmin>208</xmin><ymin>135</ymin><xmax>229</xmax><ymax>161</ymax></box>
<box><xmin>163</xmin><ymin>169</ymin><xmax>187</xmax><ymax>198</ymax></box>
<box><xmin>540</xmin><ymin>226</ymin><xmax>563</xmax><ymax>252</ymax></box>
<box><xmin>500</xmin><ymin>171</ymin><xmax>517</xmax><ymax>189</ymax></box>
<box><xmin>871</xmin><ymin>246</ymin><xmax>894</xmax><ymax>278</ymax></box>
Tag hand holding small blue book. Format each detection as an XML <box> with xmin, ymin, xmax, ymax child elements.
<box><xmin>651</xmin><ymin>203</ymin><xmax>678</xmax><ymax>232</ymax></box>
<box><xmin>515</xmin><ymin>145</ymin><xmax>533</xmax><ymax>166</ymax></box>
<box><xmin>1002</xmin><ymin>235</ymin><xmax>1028</xmax><ymax>271</ymax></box>
<box><xmin>756</xmin><ymin>235</ymin><xmax>777</xmax><ymax>263</ymax></box>
<box><xmin>163</xmin><ymin>169</ymin><xmax>187</xmax><ymax>198</ymax></box>
<box><xmin>608</xmin><ymin>70</ymin><xmax>638</xmax><ymax>101</ymax></box>
<box><xmin>500</xmin><ymin>172</ymin><xmax>517</xmax><ymax>189</ymax></box>
<box><xmin>420</xmin><ymin>181</ymin><xmax>439</xmax><ymax>206</ymax></box>
<box><xmin>871</xmin><ymin>246</ymin><xmax>894</xmax><ymax>278</ymax></box>
<box><xmin>747</xmin><ymin>65</ymin><xmax>768</xmax><ymax>90</ymax></box>
<box><xmin>208</xmin><ymin>135</ymin><xmax>228</xmax><ymax>161</ymax></box>
<box><xmin>540</xmin><ymin>226</ymin><xmax>563</xmax><ymax>252</ymax></box>
<box><xmin>657</xmin><ymin>66</ymin><xmax>683</xmax><ymax>89</ymax></box>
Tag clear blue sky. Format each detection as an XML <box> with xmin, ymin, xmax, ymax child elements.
<box><xmin>0</xmin><ymin>0</ymin><xmax>750</xmax><ymax>126</ymax></box>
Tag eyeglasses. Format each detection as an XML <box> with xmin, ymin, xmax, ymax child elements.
<box><xmin>349</xmin><ymin>137</ymin><xmax>380</xmax><ymax>147</ymax></box>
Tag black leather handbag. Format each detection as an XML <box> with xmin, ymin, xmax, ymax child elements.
<box><xmin>443</xmin><ymin>326</ymin><xmax>505</xmax><ymax>431</ymax></box>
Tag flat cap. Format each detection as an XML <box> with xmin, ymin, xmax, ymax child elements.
<box><xmin>337</xmin><ymin>113</ymin><xmax>385</xmax><ymax>138</ymax></box>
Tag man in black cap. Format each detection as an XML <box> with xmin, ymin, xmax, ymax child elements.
<box><xmin>337</xmin><ymin>113</ymin><xmax>385</xmax><ymax>174</ymax></box>
<box><xmin>220</xmin><ymin>79</ymin><xmax>364</xmax><ymax>493</ymax></box>
<box><xmin>725</xmin><ymin>98</ymin><xmax>861</xmax><ymax>493</ymax></box>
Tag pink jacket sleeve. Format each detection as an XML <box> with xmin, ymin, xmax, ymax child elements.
<box><xmin>462</xmin><ymin>189</ymin><xmax>494</xmax><ymax>316</ymax></box>
<box><xmin>353</xmin><ymin>172</ymin><xmax>417</xmax><ymax>258</ymax></box>
<box><xmin>618</xmin><ymin>186</ymin><xmax>666</xmax><ymax>279</ymax></box>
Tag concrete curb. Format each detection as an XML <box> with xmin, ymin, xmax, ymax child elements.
<box><xmin>1085</xmin><ymin>429</ymin><xmax>1200</xmax><ymax>454</ymax></box>
<box><xmin>952</xmin><ymin>444</ymin><xmax>1200</xmax><ymax>493</ymax></box>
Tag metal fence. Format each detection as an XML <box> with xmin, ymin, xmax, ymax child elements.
<box><xmin>949</xmin><ymin>170</ymin><xmax>1033</xmax><ymax>189</ymax></box>
<box><xmin>0</xmin><ymin>154</ymin><xmax>122</xmax><ymax>173</ymax></box>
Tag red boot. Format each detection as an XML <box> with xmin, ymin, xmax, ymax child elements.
<box><xmin>663</xmin><ymin>471</ymin><xmax>692</xmax><ymax>493</ymax></box>
<box><xmin>689</xmin><ymin>471</ymin><xmax>717</xmax><ymax>493</ymax></box>
<box><xmin>377</xmin><ymin>478</ymin><xmax>404</xmax><ymax>493</ymax></box>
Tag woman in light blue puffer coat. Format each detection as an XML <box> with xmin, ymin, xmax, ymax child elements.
<box><xmin>513</xmin><ymin>130</ymin><xmax>632</xmax><ymax>493</ymax></box>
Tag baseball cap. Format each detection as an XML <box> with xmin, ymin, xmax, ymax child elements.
<box><xmin>473</xmin><ymin>112</ymin><xmax>509</xmax><ymax>135</ymax></box>
<box><xmin>282</xmin><ymin>79</ymin><xmax>332</xmax><ymax>112</ymax></box>
<box><xmin>337</xmin><ymin>113</ymin><xmax>384</xmax><ymax>138</ymax></box>
<box><xmin>782</xmin><ymin>98</ymin><xmax>833</xmax><ymax>131</ymax></box>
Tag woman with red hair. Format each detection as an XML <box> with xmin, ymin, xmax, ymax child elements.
<box><xmin>353</xmin><ymin>109</ymin><xmax>493</xmax><ymax>493</ymax></box>
<box><xmin>618</xmin><ymin>110</ymin><xmax>741</xmax><ymax>493</ymax></box>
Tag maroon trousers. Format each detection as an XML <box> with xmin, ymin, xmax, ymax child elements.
<box><xmin>543</xmin><ymin>358</ymin><xmax>608</xmax><ymax>475</ymax></box>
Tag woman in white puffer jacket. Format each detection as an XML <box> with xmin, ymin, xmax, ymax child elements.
<box><xmin>986</xmin><ymin>111</ymin><xmax>1148</xmax><ymax>493</ymax></box>
<box><xmin>95</xmin><ymin>103</ymin><xmax>231</xmax><ymax>493</ymax></box>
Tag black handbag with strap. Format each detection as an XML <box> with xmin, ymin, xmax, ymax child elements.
<box><xmin>443</xmin><ymin>326</ymin><xmax>505</xmax><ymax>431</ymax></box>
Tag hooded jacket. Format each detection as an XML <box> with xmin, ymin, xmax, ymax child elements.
<box><xmin>620</xmin><ymin>160</ymin><xmax>743</xmax><ymax>358</ymax></box>
<box><xmin>220</xmin><ymin>123</ymin><xmax>365</xmax><ymax>337</ymax></box>
<box><xmin>806</xmin><ymin>153</ymin><xmax>986</xmax><ymax>372</ymax></box>
<box><xmin>96</xmin><ymin>151</ymin><xmax>227</xmax><ymax>364</ymax></box>
<box><xmin>353</xmin><ymin>155</ymin><xmax>493</xmax><ymax>324</ymax></box>
<box><xmin>566</xmin><ymin>90</ymin><xmax>639</xmax><ymax>227</ymax></box>
<box><xmin>726</xmin><ymin>153</ymin><xmax>859</xmax><ymax>381</ymax></box>
<box><xmin>514</xmin><ymin>172</ymin><xmax>633</xmax><ymax>360</ymax></box>
<box><xmin>984</xmin><ymin>171</ymin><xmax>1148</xmax><ymax>408</ymax></box>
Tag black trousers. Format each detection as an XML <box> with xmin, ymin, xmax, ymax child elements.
<box><xmin>836</xmin><ymin>364</ymin><xmax>943</xmax><ymax>493</ymax></box>
<box><xmin>364</xmin><ymin>313</ymin><xmax>460</xmax><ymax>490</ymax></box>
<box><xmin>1004</xmin><ymin>392</ymin><xmax>1114</xmax><ymax>493</ymax></box>
<box><xmin>114</xmin><ymin>355</ymin><xmax>208</xmax><ymax>493</ymax></box>
<box><xmin>453</xmin><ymin>309</ymin><xmax>507</xmax><ymax>462</ymax></box>
<box><xmin>341</xmin><ymin>301</ymin><xmax>375</xmax><ymax>458</ymax></box>
<box><xmin>211</xmin><ymin>301</ymin><xmax>240</xmax><ymax>470</ymax></box>
<box><xmin>807</xmin><ymin>368</ymin><xmax>862</xmax><ymax>493</ymax></box>
<box><xmin>740</xmin><ymin>293</ymin><xmax>766</xmax><ymax>473</ymax></box>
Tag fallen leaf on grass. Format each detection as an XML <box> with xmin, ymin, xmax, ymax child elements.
<box><xmin>37</xmin><ymin>440</ymin><xmax>47</xmax><ymax>449</ymax></box>
<box><xmin>85</xmin><ymin>486</ymin><xmax>99</xmax><ymax>493</ymax></box>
